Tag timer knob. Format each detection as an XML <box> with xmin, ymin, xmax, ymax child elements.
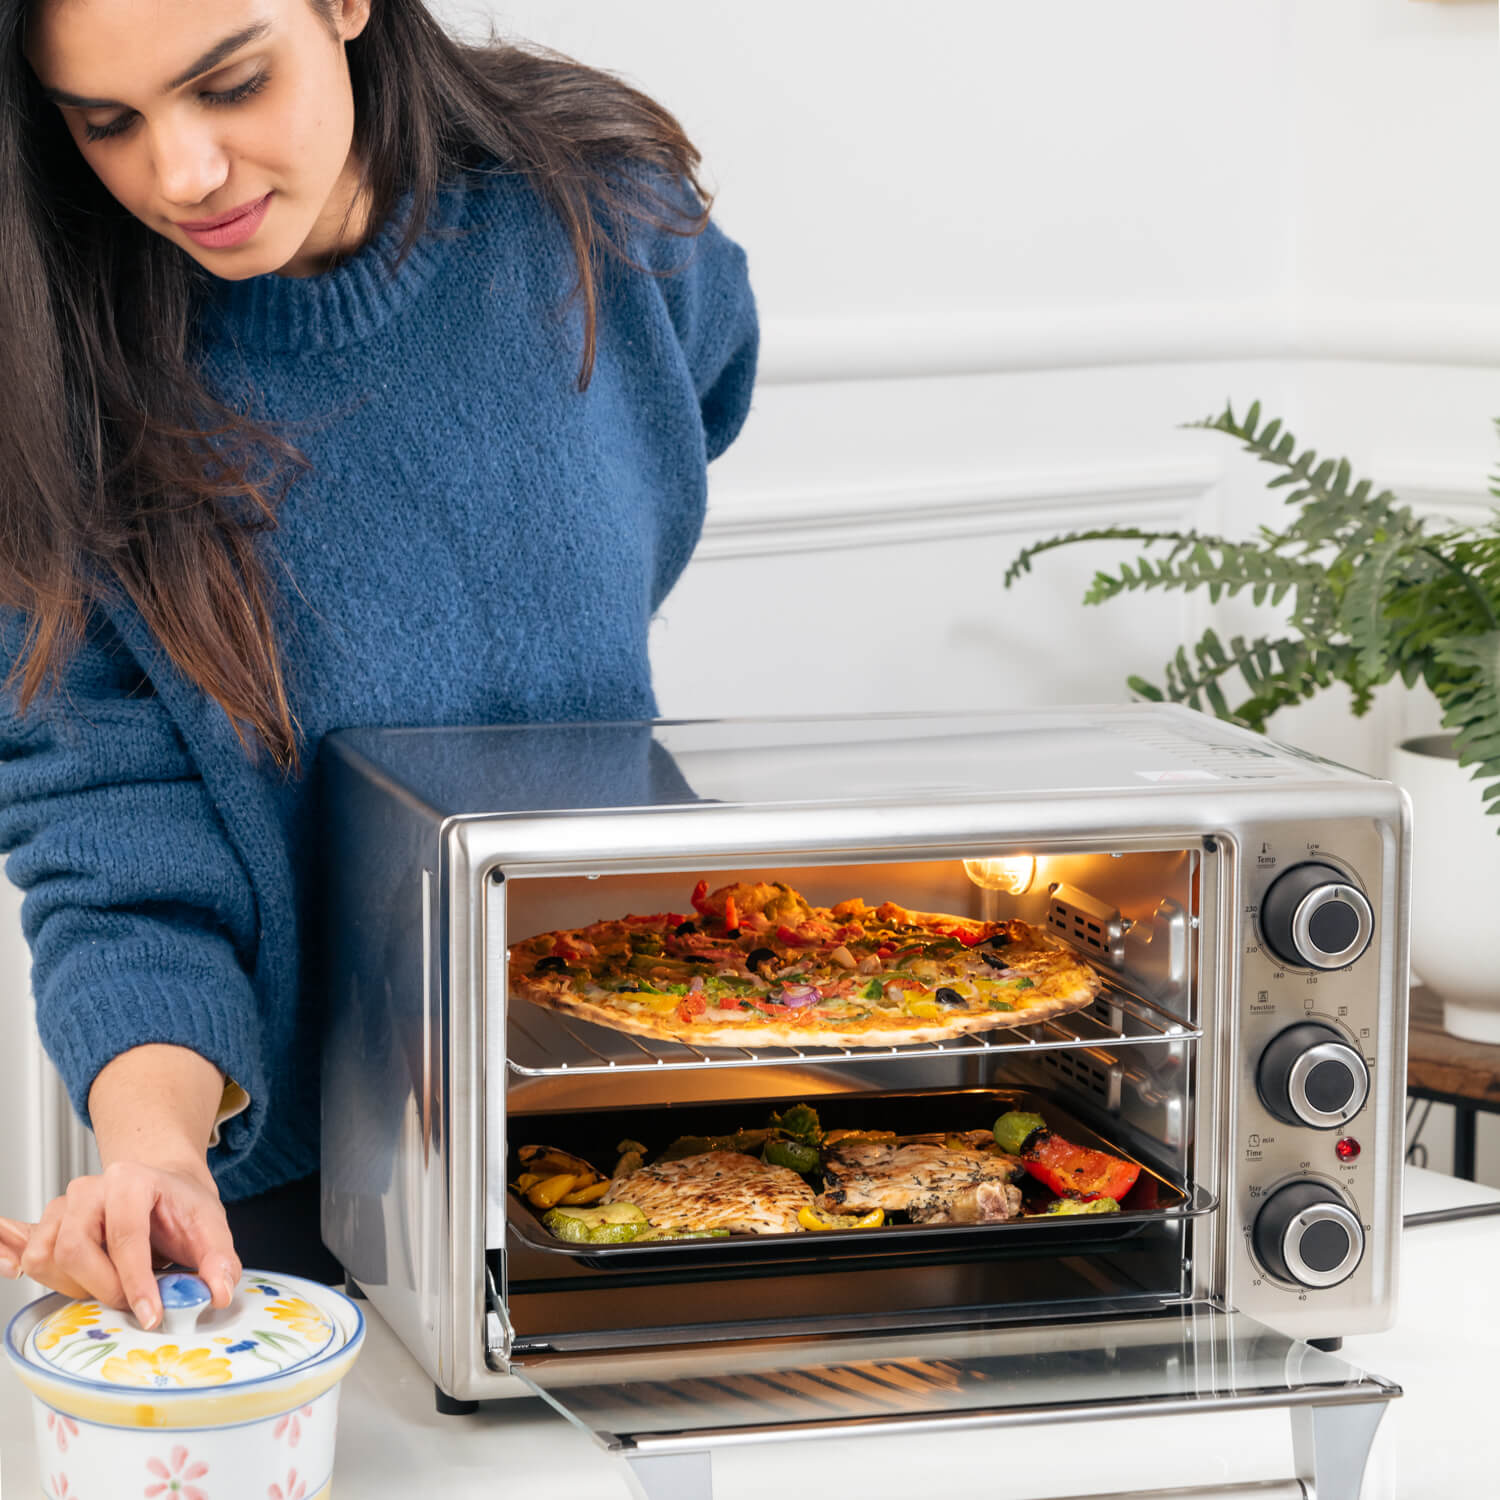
<box><xmin>1260</xmin><ymin>862</ymin><xmax>1373</xmax><ymax>970</ymax></box>
<box><xmin>1252</xmin><ymin>1180</ymin><xmax>1364</xmax><ymax>1288</ymax></box>
<box><xmin>1257</xmin><ymin>1021</ymin><xmax>1370</xmax><ymax>1129</ymax></box>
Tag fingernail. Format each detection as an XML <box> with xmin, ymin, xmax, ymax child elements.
<box><xmin>134</xmin><ymin>1299</ymin><xmax>158</xmax><ymax>1330</ymax></box>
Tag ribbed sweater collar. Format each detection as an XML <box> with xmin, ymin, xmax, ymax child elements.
<box><xmin>201</xmin><ymin>175</ymin><xmax>472</xmax><ymax>355</ymax></box>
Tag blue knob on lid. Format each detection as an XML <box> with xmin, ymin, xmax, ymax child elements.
<box><xmin>152</xmin><ymin>1272</ymin><xmax>214</xmax><ymax>1337</ymax></box>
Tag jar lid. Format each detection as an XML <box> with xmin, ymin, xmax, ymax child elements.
<box><xmin>19</xmin><ymin>1270</ymin><xmax>355</xmax><ymax>1392</ymax></box>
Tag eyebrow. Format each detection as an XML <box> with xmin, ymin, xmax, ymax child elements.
<box><xmin>41</xmin><ymin>20</ymin><xmax>271</xmax><ymax>109</ymax></box>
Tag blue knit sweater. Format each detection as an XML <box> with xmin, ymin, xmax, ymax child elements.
<box><xmin>0</xmin><ymin>168</ymin><xmax>757</xmax><ymax>1199</ymax></box>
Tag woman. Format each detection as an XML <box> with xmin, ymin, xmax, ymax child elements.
<box><xmin>0</xmin><ymin>0</ymin><xmax>757</xmax><ymax>1333</ymax></box>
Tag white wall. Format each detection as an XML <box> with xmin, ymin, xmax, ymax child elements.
<box><xmin>3</xmin><ymin>0</ymin><xmax>1497</xmax><ymax>1246</ymax></box>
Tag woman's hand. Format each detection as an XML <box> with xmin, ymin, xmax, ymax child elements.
<box><xmin>0</xmin><ymin>1160</ymin><xmax>240</xmax><ymax>1328</ymax></box>
<box><xmin>0</xmin><ymin>1042</ymin><xmax>240</xmax><ymax>1328</ymax></box>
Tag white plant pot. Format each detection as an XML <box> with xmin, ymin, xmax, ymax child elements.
<box><xmin>1393</xmin><ymin>733</ymin><xmax>1500</xmax><ymax>1043</ymax></box>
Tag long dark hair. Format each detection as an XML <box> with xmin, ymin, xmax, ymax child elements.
<box><xmin>0</xmin><ymin>0</ymin><xmax>709</xmax><ymax>770</ymax></box>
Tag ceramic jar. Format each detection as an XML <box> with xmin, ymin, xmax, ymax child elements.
<box><xmin>4</xmin><ymin>1269</ymin><xmax>364</xmax><ymax>1500</ymax></box>
<box><xmin>1392</xmin><ymin>732</ymin><xmax>1500</xmax><ymax>1043</ymax></box>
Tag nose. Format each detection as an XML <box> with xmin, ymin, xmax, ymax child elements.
<box><xmin>150</xmin><ymin>116</ymin><xmax>230</xmax><ymax>211</ymax></box>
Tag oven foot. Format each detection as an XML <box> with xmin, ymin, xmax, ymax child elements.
<box><xmin>1291</xmin><ymin>1399</ymin><xmax>1388</xmax><ymax>1500</ymax></box>
<box><xmin>622</xmin><ymin>1451</ymin><xmax>712</xmax><ymax>1500</ymax></box>
<box><xmin>434</xmin><ymin>1385</ymin><xmax>479</xmax><ymax>1417</ymax></box>
<box><xmin>1305</xmin><ymin>1336</ymin><xmax>1341</xmax><ymax>1352</ymax></box>
<box><xmin>343</xmin><ymin>1272</ymin><xmax>367</xmax><ymax>1301</ymax></box>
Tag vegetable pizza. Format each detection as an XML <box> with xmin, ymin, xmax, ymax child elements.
<box><xmin>508</xmin><ymin>880</ymin><xmax>1103</xmax><ymax>1048</ymax></box>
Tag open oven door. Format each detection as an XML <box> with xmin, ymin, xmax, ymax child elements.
<box><xmin>511</xmin><ymin>1303</ymin><xmax>1398</xmax><ymax>1500</ymax></box>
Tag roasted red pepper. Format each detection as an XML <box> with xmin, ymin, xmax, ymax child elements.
<box><xmin>690</xmin><ymin>880</ymin><xmax>711</xmax><ymax>914</ymax></box>
<box><xmin>1021</xmin><ymin>1132</ymin><xmax>1140</xmax><ymax>1204</ymax></box>
<box><xmin>723</xmin><ymin>894</ymin><xmax>739</xmax><ymax>932</ymax></box>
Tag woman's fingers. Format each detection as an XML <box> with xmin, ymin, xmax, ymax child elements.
<box><xmin>0</xmin><ymin>1215</ymin><xmax>33</xmax><ymax>1275</ymax></box>
<box><xmin>6</xmin><ymin>1164</ymin><xmax>239</xmax><ymax>1321</ymax></box>
<box><xmin>102</xmin><ymin>1166</ymin><xmax>165</xmax><ymax>1329</ymax></box>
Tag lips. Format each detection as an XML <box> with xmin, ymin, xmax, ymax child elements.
<box><xmin>177</xmin><ymin>193</ymin><xmax>270</xmax><ymax>232</ymax></box>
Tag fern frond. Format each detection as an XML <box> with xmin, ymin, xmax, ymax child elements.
<box><xmin>1434</xmin><ymin>632</ymin><xmax>1500</xmax><ymax>826</ymax></box>
<box><xmin>1003</xmin><ymin>527</ymin><xmax>1204</xmax><ymax>589</ymax></box>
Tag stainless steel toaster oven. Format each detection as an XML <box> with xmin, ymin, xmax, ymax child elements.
<box><xmin>317</xmin><ymin>705</ymin><xmax>1407</xmax><ymax>1500</ymax></box>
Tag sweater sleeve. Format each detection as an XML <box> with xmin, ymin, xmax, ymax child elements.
<box><xmin>0</xmin><ymin>611</ymin><xmax>266</xmax><ymax>1166</ymax></box>
<box><xmin>636</xmin><ymin>187</ymin><xmax>760</xmax><ymax>465</ymax></box>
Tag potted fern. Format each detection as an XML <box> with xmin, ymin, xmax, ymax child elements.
<box><xmin>1005</xmin><ymin>401</ymin><xmax>1500</xmax><ymax>1039</ymax></box>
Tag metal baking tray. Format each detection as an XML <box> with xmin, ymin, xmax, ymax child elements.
<box><xmin>505</xmin><ymin>1087</ymin><xmax>1214</xmax><ymax>1264</ymax></box>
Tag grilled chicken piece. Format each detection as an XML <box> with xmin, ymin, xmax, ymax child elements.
<box><xmin>600</xmin><ymin>1150</ymin><xmax>816</xmax><ymax>1234</ymax></box>
<box><xmin>817</xmin><ymin>1140</ymin><xmax>1023</xmax><ymax>1225</ymax></box>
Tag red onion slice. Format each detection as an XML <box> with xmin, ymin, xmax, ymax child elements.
<box><xmin>777</xmin><ymin>983</ymin><xmax>820</xmax><ymax>1009</ymax></box>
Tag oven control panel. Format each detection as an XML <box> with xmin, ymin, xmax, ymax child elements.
<box><xmin>1229</xmin><ymin>822</ymin><xmax>1401</xmax><ymax>1336</ymax></box>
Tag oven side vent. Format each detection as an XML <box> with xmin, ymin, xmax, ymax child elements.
<box><xmin>1047</xmin><ymin>884</ymin><xmax>1125</xmax><ymax>965</ymax></box>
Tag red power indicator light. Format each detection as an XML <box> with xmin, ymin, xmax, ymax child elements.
<box><xmin>1335</xmin><ymin>1137</ymin><xmax>1361</xmax><ymax>1162</ymax></box>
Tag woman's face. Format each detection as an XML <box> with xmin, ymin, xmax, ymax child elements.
<box><xmin>26</xmin><ymin>0</ymin><xmax>371</xmax><ymax>278</ymax></box>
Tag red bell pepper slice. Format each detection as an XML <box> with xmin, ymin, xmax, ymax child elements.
<box><xmin>723</xmin><ymin>895</ymin><xmax>739</xmax><ymax>932</ymax></box>
<box><xmin>1021</xmin><ymin>1132</ymin><xmax>1141</xmax><ymax>1204</ymax></box>
<box><xmin>690</xmin><ymin>880</ymin><xmax>711</xmax><ymax>914</ymax></box>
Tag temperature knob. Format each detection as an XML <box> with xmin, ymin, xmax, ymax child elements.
<box><xmin>1252</xmin><ymin>1181</ymin><xmax>1364</xmax><ymax>1288</ymax></box>
<box><xmin>1258</xmin><ymin>1022</ymin><xmax>1370</xmax><ymax>1129</ymax></box>
<box><xmin>1260</xmin><ymin>862</ymin><xmax>1372</xmax><ymax>970</ymax></box>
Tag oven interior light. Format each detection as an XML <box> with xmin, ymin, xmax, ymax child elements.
<box><xmin>963</xmin><ymin>856</ymin><xmax>1037</xmax><ymax>895</ymax></box>
<box><xmin>1335</xmin><ymin>1136</ymin><xmax>1361</xmax><ymax>1162</ymax></box>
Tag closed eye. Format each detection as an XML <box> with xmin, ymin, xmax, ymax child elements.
<box><xmin>82</xmin><ymin>71</ymin><xmax>271</xmax><ymax>144</ymax></box>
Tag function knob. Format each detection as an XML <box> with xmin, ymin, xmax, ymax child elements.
<box><xmin>1257</xmin><ymin>1021</ymin><xmax>1370</xmax><ymax>1129</ymax></box>
<box><xmin>1260</xmin><ymin>862</ymin><xmax>1372</xmax><ymax>970</ymax></box>
<box><xmin>1252</xmin><ymin>1181</ymin><xmax>1364</xmax><ymax>1288</ymax></box>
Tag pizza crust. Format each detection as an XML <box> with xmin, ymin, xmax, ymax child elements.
<box><xmin>511</xmin><ymin>971</ymin><xmax>1102</xmax><ymax>1050</ymax></box>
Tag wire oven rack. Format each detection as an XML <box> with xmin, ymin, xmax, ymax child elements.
<box><xmin>505</xmin><ymin>974</ymin><xmax>1196</xmax><ymax>1077</ymax></box>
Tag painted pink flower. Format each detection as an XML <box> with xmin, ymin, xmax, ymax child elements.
<box><xmin>144</xmin><ymin>1443</ymin><xmax>209</xmax><ymax>1500</ymax></box>
<box><xmin>273</xmin><ymin>1405</ymin><xmax>314</xmax><ymax>1447</ymax></box>
<box><xmin>47</xmin><ymin>1411</ymin><xmax>80</xmax><ymax>1452</ymax></box>
<box><xmin>268</xmin><ymin>1471</ymin><xmax>306</xmax><ymax>1500</ymax></box>
<box><xmin>51</xmin><ymin>1476</ymin><xmax>75</xmax><ymax>1499</ymax></box>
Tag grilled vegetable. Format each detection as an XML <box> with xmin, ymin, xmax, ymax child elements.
<box><xmin>559</xmin><ymin>1179</ymin><xmax>612</xmax><ymax>1205</ymax></box>
<box><xmin>1040</xmin><ymin>1197</ymin><xmax>1121</xmax><ymax>1216</ymax></box>
<box><xmin>542</xmin><ymin>1203</ymin><xmax>649</xmax><ymax>1244</ymax></box>
<box><xmin>763</xmin><ymin>1138</ymin><xmax>821</xmax><ymax>1175</ymax></box>
<box><xmin>767</xmin><ymin>1103</ymin><xmax>823</xmax><ymax>1145</ymax></box>
<box><xmin>527</xmin><ymin>1173</ymin><xmax>582</xmax><ymax>1209</ymax></box>
<box><xmin>797</xmin><ymin>1206</ymin><xmax>885</xmax><ymax>1231</ymax></box>
<box><xmin>992</xmin><ymin>1111</ymin><xmax>1047</xmax><ymax>1155</ymax></box>
<box><xmin>655</xmin><ymin>1128</ymin><xmax>772</xmax><ymax>1163</ymax></box>
<box><xmin>518</xmin><ymin>1145</ymin><xmax>598</xmax><ymax>1179</ymax></box>
<box><xmin>993</xmin><ymin>1110</ymin><xmax>1141</xmax><ymax>1204</ymax></box>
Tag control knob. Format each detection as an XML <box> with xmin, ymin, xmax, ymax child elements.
<box><xmin>1252</xmin><ymin>1180</ymin><xmax>1364</xmax><ymax>1288</ymax></box>
<box><xmin>1257</xmin><ymin>1021</ymin><xmax>1370</xmax><ymax>1129</ymax></box>
<box><xmin>1260</xmin><ymin>862</ymin><xmax>1373</xmax><ymax>970</ymax></box>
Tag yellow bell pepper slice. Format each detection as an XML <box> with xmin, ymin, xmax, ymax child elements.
<box><xmin>526</xmin><ymin>1173</ymin><xmax>580</xmax><ymax>1209</ymax></box>
<box><xmin>797</xmin><ymin>1206</ymin><xmax>885</xmax><ymax>1232</ymax></box>
<box><xmin>559</xmin><ymin>1179</ymin><xmax>611</xmax><ymax>1205</ymax></box>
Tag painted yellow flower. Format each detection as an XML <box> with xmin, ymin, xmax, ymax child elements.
<box><xmin>35</xmin><ymin>1303</ymin><xmax>101</xmax><ymax>1352</ymax></box>
<box><xmin>98</xmin><ymin>1344</ymin><xmax>233</xmax><ymax>1388</ymax></box>
<box><xmin>266</xmin><ymin>1297</ymin><xmax>331</xmax><ymax>1342</ymax></box>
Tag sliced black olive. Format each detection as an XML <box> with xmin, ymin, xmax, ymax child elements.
<box><xmin>616</xmin><ymin>978</ymin><xmax>641</xmax><ymax>992</ymax></box>
<box><xmin>934</xmin><ymin>986</ymin><xmax>967</xmax><ymax>1008</ymax></box>
<box><xmin>725</xmin><ymin>927</ymin><xmax>741</xmax><ymax>939</ymax></box>
<box><xmin>985</xmin><ymin>932</ymin><xmax>1014</xmax><ymax>949</ymax></box>
<box><xmin>745</xmin><ymin>946</ymin><xmax>778</xmax><ymax>975</ymax></box>
<box><xmin>533</xmin><ymin>955</ymin><xmax>568</xmax><ymax>974</ymax></box>
<box><xmin>981</xmin><ymin>952</ymin><xmax>1011</xmax><ymax>971</ymax></box>
<box><xmin>674</xmin><ymin>919</ymin><xmax>698</xmax><ymax>936</ymax></box>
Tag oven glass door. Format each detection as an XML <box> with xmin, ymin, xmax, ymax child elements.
<box><xmin>512</xmin><ymin>1303</ymin><xmax>1397</xmax><ymax>1455</ymax></box>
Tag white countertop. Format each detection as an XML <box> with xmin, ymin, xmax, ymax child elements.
<box><xmin>4</xmin><ymin>1167</ymin><xmax>1497</xmax><ymax>1499</ymax></box>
